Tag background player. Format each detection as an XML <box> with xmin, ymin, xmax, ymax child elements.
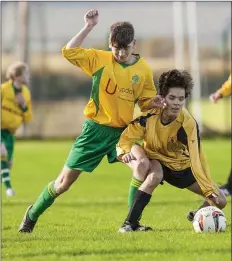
<box><xmin>1</xmin><ymin>61</ymin><xmax>33</xmax><ymax>196</ymax></box>
<box><xmin>209</xmin><ymin>74</ymin><xmax>231</xmax><ymax>196</ymax></box>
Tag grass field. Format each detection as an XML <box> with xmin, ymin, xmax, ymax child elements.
<box><xmin>2</xmin><ymin>139</ymin><xmax>231</xmax><ymax>261</ymax></box>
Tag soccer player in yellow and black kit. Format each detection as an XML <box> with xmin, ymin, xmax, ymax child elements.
<box><xmin>1</xmin><ymin>62</ymin><xmax>33</xmax><ymax>196</ymax></box>
<box><xmin>19</xmin><ymin>9</ymin><xmax>165</xmax><ymax>233</ymax></box>
<box><xmin>210</xmin><ymin>74</ymin><xmax>231</xmax><ymax>196</ymax></box>
<box><xmin>116</xmin><ymin>69</ymin><xmax>227</xmax><ymax>232</ymax></box>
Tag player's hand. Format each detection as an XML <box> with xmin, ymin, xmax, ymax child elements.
<box><xmin>209</xmin><ymin>92</ymin><xmax>222</xmax><ymax>103</ymax></box>
<box><xmin>152</xmin><ymin>95</ymin><xmax>167</xmax><ymax>109</ymax></box>
<box><xmin>206</xmin><ymin>192</ymin><xmax>220</xmax><ymax>206</ymax></box>
<box><xmin>84</xmin><ymin>9</ymin><xmax>99</xmax><ymax>29</ymax></box>
<box><xmin>15</xmin><ymin>93</ymin><xmax>26</xmax><ymax>109</ymax></box>
<box><xmin>121</xmin><ymin>152</ymin><xmax>136</xmax><ymax>164</ymax></box>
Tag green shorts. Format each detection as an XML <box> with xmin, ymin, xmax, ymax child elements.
<box><xmin>65</xmin><ymin>120</ymin><xmax>125</xmax><ymax>172</ymax></box>
<box><xmin>1</xmin><ymin>129</ymin><xmax>15</xmax><ymax>161</ymax></box>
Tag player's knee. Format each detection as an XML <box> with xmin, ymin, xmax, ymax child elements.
<box><xmin>138</xmin><ymin>158</ymin><xmax>150</xmax><ymax>172</ymax></box>
<box><xmin>146</xmin><ymin>172</ymin><xmax>163</xmax><ymax>189</ymax></box>
<box><xmin>55</xmin><ymin>181</ymin><xmax>70</xmax><ymax>194</ymax></box>
<box><xmin>54</xmin><ymin>168</ymin><xmax>80</xmax><ymax>195</ymax></box>
<box><xmin>135</xmin><ymin>158</ymin><xmax>150</xmax><ymax>179</ymax></box>
<box><xmin>54</xmin><ymin>177</ymin><xmax>72</xmax><ymax>194</ymax></box>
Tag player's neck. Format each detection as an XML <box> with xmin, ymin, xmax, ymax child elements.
<box><xmin>123</xmin><ymin>54</ymin><xmax>138</xmax><ymax>65</ymax></box>
<box><xmin>161</xmin><ymin>110</ymin><xmax>176</xmax><ymax>124</ymax></box>
<box><xmin>13</xmin><ymin>80</ymin><xmax>22</xmax><ymax>89</ymax></box>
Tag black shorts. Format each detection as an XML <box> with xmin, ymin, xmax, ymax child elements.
<box><xmin>161</xmin><ymin>164</ymin><xmax>196</xmax><ymax>189</ymax></box>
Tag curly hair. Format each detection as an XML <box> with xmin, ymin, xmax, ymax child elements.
<box><xmin>110</xmin><ymin>22</ymin><xmax>134</xmax><ymax>48</ymax></box>
<box><xmin>158</xmin><ymin>69</ymin><xmax>194</xmax><ymax>98</ymax></box>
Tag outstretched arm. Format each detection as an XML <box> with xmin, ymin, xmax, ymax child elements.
<box><xmin>184</xmin><ymin>120</ymin><xmax>218</xmax><ymax>198</ymax></box>
<box><xmin>66</xmin><ymin>9</ymin><xmax>99</xmax><ymax>48</ymax></box>
<box><xmin>209</xmin><ymin>74</ymin><xmax>231</xmax><ymax>103</ymax></box>
<box><xmin>137</xmin><ymin>69</ymin><xmax>166</xmax><ymax>112</ymax></box>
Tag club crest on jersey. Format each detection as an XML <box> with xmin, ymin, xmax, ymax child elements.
<box><xmin>131</xmin><ymin>75</ymin><xmax>139</xmax><ymax>85</ymax></box>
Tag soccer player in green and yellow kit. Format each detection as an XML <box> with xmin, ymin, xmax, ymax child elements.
<box><xmin>209</xmin><ymin>74</ymin><xmax>231</xmax><ymax>196</ymax></box>
<box><xmin>116</xmin><ymin>69</ymin><xmax>227</xmax><ymax>232</ymax></box>
<box><xmin>1</xmin><ymin>61</ymin><xmax>33</xmax><ymax>196</ymax></box>
<box><xmin>19</xmin><ymin>9</ymin><xmax>165</xmax><ymax>233</ymax></box>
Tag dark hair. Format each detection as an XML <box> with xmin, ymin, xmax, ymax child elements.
<box><xmin>158</xmin><ymin>69</ymin><xmax>193</xmax><ymax>98</ymax></box>
<box><xmin>110</xmin><ymin>22</ymin><xmax>134</xmax><ymax>48</ymax></box>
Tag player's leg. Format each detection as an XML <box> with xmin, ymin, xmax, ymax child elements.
<box><xmin>108</xmin><ymin>143</ymin><xmax>151</xmax><ymax>230</ymax></box>
<box><xmin>220</xmin><ymin>169</ymin><xmax>232</xmax><ymax>196</ymax></box>
<box><xmin>125</xmin><ymin>144</ymin><xmax>150</xmax><ymax>210</ymax></box>
<box><xmin>18</xmin><ymin>120</ymin><xmax>108</xmax><ymax>233</ymax></box>
<box><xmin>119</xmin><ymin>159</ymin><xmax>163</xmax><ymax>232</ymax></box>
<box><xmin>186</xmin><ymin>182</ymin><xmax>227</xmax><ymax>222</ymax></box>
<box><xmin>1</xmin><ymin>130</ymin><xmax>15</xmax><ymax>196</ymax></box>
<box><xmin>1</xmin><ymin>142</ymin><xmax>12</xmax><ymax>193</ymax></box>
<box><xmin>18</xmin><ymin>166</ymin><xmax>82</xmax><ymax>233</ymax></box>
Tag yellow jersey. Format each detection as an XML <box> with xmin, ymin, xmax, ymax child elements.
<box><xmin>117</xmin><ymin>108</ymin><xmax>217</xmax><ymax>197</ymax></box>
<box><xmin>1</xmin><ymin>80</ymin><xmax>33</xmax><ymax>134</ymax></box>
<box><xmin>217</xmin><ymin>74</ymin><xmax>231</xmax><ymax>97</ymax></box>
<box><xmin>62</xmin><ymin>46</ymin><xmax>156</xmax><ymax>128</ymax></box>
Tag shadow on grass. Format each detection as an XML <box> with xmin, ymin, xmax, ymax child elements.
<box><xmin>2</xmin><ymin>199</ymin><xmax>203</xmax><ymax>208</ymax></box>
<box><xmin>4</xmin><ymin>247</ymin><xmax>231</xmax><ymax>259</ymax></box>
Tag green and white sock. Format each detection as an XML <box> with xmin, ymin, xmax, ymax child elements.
<box><xmin>29</xmin><ymin>181</ymin><xmax>58</xmax><ymax>222</ymax></box>
<box><xmin>1</xmin><ymin>161</ymin><xmax>12</xmax><ymax>189</ymax></box>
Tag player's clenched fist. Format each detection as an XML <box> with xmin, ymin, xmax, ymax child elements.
<box><xmin>84</xmin><ymin>9</ymin><xmax>99</xmax><ymax>29</ymax></box>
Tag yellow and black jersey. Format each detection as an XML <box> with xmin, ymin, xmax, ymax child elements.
<box><xmin>217</xmin><ymin>74</ymin><xmax>231</xmax><ymax>97</ymax></box>
<box><xmin>62</xmin><ymin>46</ymin><xmax>156</xmax><ymax>128</ymax></box>
<box><xmin>1</xmin><ymin>80</ymin><xmax>33</xmax><ymax>134</ymax></box>
<box><xmin>117</xmin><ymin>107</ymin><xmax>217</xmax><ymax>197</ymax></box>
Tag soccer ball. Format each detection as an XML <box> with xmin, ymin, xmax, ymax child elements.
<box><xmin>192</xmin><ymin>206</ymin><xmax>226</xmax><ymax>233</ymax></box>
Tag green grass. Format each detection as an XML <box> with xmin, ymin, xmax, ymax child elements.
<box><xmin>2</xmin><ymin>139</ymin><xmax>231</xmax><ymax>261</ymax></box>
<box><xmin>189</xmin><ymin>99</ymin><xmax>231</xmax><ymax>132</ymax></box>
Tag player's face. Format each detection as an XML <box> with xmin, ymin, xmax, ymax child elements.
<box><xmin>110</xmin><ymin>40</ymin><xmax>135</xmax><ymax>63</ymax></box>
<box><xmin>164</xmin><ymin>87</ymin><xmax>186</xmax><ymax>117</ymax></box>
<box><xmin>16</xmin><ymin>68</ymin><xmax>30</xmax><ymax>85</ymax></box>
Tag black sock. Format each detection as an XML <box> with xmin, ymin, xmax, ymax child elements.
<box><xmin>226</xmin><ymin>169</ymin><xmax>232</xmax><ymax>193</ymax></box>
<box><xmin>125</xmin><ymin>190</ymin><xmax>151</xmax><ymax>229</ymax></box>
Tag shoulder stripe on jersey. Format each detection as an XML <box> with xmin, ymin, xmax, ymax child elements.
<box><xmin>131</xmin><ymin>113</ymin><xmax>157</xmax><ymax>127</ymax></box>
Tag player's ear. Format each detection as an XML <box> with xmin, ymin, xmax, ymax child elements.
<box><xmin>133</xmin><ymin>39</ymin><xmax>136</xmax><ymax>47</ymax></box>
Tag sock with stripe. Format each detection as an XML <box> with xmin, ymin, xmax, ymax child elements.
<box><xmin>1</xmin><ymin>161</ymin><xmax>12</xmax><ymax>189</ymax></box>
<box><xmin>128</xmin><ymin>176</ymin><xmax>143</xmax><ymax>209</ymax></box>
<box><xmin>28</xmin><ymin>181</ymin><xmax>58</xmax><ymax>222</ymax></box>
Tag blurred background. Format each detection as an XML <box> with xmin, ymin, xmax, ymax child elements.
<box><xmin>2</xmin><ymin>1</ymin><xmax>231</xmax><ymax>138</ymax></box>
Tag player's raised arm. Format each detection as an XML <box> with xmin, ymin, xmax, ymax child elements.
<box><xmin>184</xmin><ymin>119</ymin><xmax>218</xmax><ymax>198</ymax></box>
<box><xmin>66</xmin><ymin>9</ymin><xmax>99</xmax><ymax>49</ymax></box>
<box><xmin>62</xmin><ymin>9</ymin><xmax>108</xmax><ymax>76</ymax></box>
